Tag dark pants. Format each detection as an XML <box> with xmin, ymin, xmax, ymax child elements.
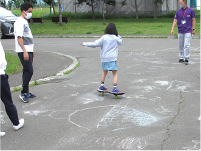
<box><xmin>18</xmin><ymin>52</ymin><xmax>33</xmax><ymax>94</ymax></box>
<box><xmin>1</xmin><ymin>74</ymin><xmax>19</xmax><ymax>126</ymax></box>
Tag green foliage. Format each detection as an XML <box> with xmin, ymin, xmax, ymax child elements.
<box><xmin>24</xmin><ymin>0</ymin><xmax>37</xmax><ymax>4</ymax></box>
<box><xmin>195</xmin><ymin>10</ymin><xmax>200</xmax><ymax>18</ymax></box>
<box><xmin>42</xmin><ymin>0</ymin><xmax>51</xmax><ymax>5</ymax></box>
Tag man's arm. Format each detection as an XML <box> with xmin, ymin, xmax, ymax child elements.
<box><xmin>191</xmin><ymin>18</ymin><xmax>196</xmax><ymax>34</ymax></box>
<box><xmin>171</xmin><ymin>19</ymin><xmax>178</xmax><ymax>35</ymax></box>
<box><xmin>17</xmin><ymin>36</ymin><xmax>29</xmax><ymax>61</ymax></box>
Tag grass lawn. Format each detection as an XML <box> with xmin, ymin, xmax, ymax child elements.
<box><xmin>29</xmin><ymin>18</ymin><xmax>200</xmax><ymax>35</ymax></box>
<box><xmin>12</xmin><ymin>7</ymin><xmax>51</xmax><ymax>17</ymax></box>
<box><xmin>5</xmin><ymin>52</ymin><xmax>22</xmax><ymax>75</ymax></box>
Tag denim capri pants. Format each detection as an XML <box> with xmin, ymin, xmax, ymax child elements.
<box><xmin>102</xmin><ymin>61</ymin><xmax>118</xmax><ymax>71</ymax></box>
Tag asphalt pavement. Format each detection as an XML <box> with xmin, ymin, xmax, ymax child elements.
<box><xmin>0</xmin><ymin>36</ymin><xmax>200</xmax><ymax>150</ymax></box>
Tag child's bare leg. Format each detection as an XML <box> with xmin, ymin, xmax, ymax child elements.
<box><xmin>112</xmin><ymin>70</ymin><xmax>118</xmax><ymax>84</ymax></box>
<box><xmin>101</xmin><ymin>70</ymin><xmax>108</xmax><ymax>82</ymax></box>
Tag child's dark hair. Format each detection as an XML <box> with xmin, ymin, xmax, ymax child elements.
<box><xmin>20</xmin><ymin>2</ymin><xmax>33</xmax><ymax>12</ymax></box>
<box><xmin>104</xmin><ymin>23</ymin><xmax>118</xmax><ymax>36</ymax></box>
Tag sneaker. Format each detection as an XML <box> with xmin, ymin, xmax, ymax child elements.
<box><xmin>19</xmin><ymin>93</ymin><xmax>29</xmax><ymax>103</ymax></box>
<box><xmin>27</xmin><ymin>93</ymin><xmax>36</xmax><ymax>98</ymax></box>
<box><xmin>0</xmin><ymin>131</ymin><xmax>6</xmax><ymax>137</ymax></box>
<box><xmin>184</xmin><ymin>59</ymin><xmax>189</xmax><ymax>65</ymax></box>
<box><xmin>13</xmin><ymin>119</ymin><xmax>24</xmax><ymax>131</ymax></box>
<box><xmin>179</xmin><ymin>59</ymin><xmax>184</xmax><ymax>63</ymax></box>
<box><xmin>112</xmin><ymin>88</ymin><xmax>123</xmax><ymax>93</ymax></box>
<box><xmin>98</xmin><ymin>86</ymin><xmax>108</xmax><ymax>91</ymax></box>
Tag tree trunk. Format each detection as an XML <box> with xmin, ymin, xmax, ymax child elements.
<box><xmin>135</xmin><ymin>0</ymin><xmax>138</xmax><ymax>20</ymax></box>
<box><xmin>102</xmin><ymin>0</ymin><xmax>105</xmax><ymax>25</ymax></box>
<box><xmin>166</xmin><ymin>0</ymin><xmax>169</xmax><ymax>13</ymax></box>
<box><xmin>91</xmin><ymin>0</ymin><xmax>95</xmax><ymax>20</ymax></box>
<box><xmin>29</xmin><ymin>0</ymin><xmax>33</xmax><ymax>24</ymax></box>
<box><xmin>50</xmin><ymin>4</ymin><xmax>52</xmax><ymax>15</ymax></box>
<box><xmin>3</xmin><ymin>0</ymin><xmax>6</xmax><ymax>8</ymax></box>
<box><xmin>9</xmin><ymin>0</ymin><xmax>11</xmax><ymax>10</ymax></box>
<box><xmin>154</xmin><ymin>3</ymin><xmax>157</xmax><ymax>19</ymax></box>
<box><xmin>75</xmin><ymin>0</ymin><xmax>77</xmax><ymax>21</ymax></box>
<box><xmin>58</xmin><ymin>0</ymin><xmax>62</xmax><ymax>26</ymax></box>
<box><xmin>52</xmin><ymin>0</ymin><xmax>56</xmax><ymax>17</ymax></box>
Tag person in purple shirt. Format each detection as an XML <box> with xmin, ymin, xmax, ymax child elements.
<box><xmin>171</xmin><ymin>0</ymin><xmax>196</xmax><ymax>64</ymax></box>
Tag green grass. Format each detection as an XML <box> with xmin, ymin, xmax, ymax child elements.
<box><xmin>64</xmin><ymin>61</ymin><xmax>80</xmax><ymax>74</ymax></box>
<box><xmin>12</xmin><ymin>7</ymin><xmax>52</xmax><ymax>17</ymax></box>
<box><xmin>29</xmin><ymin>18</ymin><xmax>200</xmax><ymax>35</ymax></box>
<box><xmin>5</xmin><ymin>52</ymin><xmax>22</xmax><ymax>75</ymax></box>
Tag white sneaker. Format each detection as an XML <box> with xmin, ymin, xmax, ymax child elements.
<box><xmin>0</xmin><ymin>131</ymin><xmax>6</xmax><ymax>137</ymax></box>
<box><xmin>13</xmin><ymin>119</ymin><xmax>24</xmax><ymax>131</ymax></box>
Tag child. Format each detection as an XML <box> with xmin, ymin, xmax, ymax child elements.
<box><xmin>81</xmin><ymin>23</ymin><xmax>123</xmax><ymax>93</ymax></box>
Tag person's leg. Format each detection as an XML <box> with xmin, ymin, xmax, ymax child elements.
<box><xmin>178</xmin><ymin>33</ymin><xmax>185</xmax><ymax>61</ymax></box>
<box><xmin>1</xmin><ymin>75</ymin><xmax>19</xmax><ymax>126</ymax></box>
<box><xmin>184</xmin><ymin>33</ymin><xmax>191</xmax><ymax>60</ymax></box>
<box><xmin>101</xmin><ymin>70</ymin><xmax>108</xmax><ymax>83</ymax></box>
<box><xmin>18</xmin><ymin>52</ymin><xmax>33</xmax><ymax>94</ymax></box>
<box><xmin>112</xmin><ymin>70</ymin><xmax>118</xmax><ymax>84</ymax></box>
<box><xmin>99</xmin><ymin>70</ymin><xmax>108</xmax><ymax>90</ymax></box>
<box><xmin>111</xmin><ymin>70</ymin><xmax>122</xmax><ymax>93</ymax></box>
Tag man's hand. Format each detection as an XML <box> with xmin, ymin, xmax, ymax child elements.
<box><xmin>170</xmin><ymin>30</ymin><xmax>174</xmax><ymax>35</ymax></box>
<box><xmin>191</xmin><ymin>30</ymin><xmax>195</xmax><ymax>35</ymax></box>
<box><xmin>33</xmin><ymin>52</ymin><xmax>35</xmax><ymax>57</ymax></box>
<box><xmin>23</xmin><ymin>51</ymin><xmax>29</xmax><ymax>61</ymax></box>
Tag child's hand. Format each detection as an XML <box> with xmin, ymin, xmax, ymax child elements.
<box><xmin>81</xmin><ymin>43</ymin><xmax>83</xmax><ymax>45</ymax></box>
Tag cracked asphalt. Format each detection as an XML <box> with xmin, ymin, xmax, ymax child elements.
<box><xmin>1</xmin><ymin>37</ymin><xmax>200</xmax><ymax>150</ymax></box>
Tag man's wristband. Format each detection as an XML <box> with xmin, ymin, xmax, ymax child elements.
<box><xmin>192</xmin><ymin>29</ymin><xmax>195</xmax><ymax>31</ymax></box>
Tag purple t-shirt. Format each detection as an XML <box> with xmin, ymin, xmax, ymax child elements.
<box><xmin>174</xmin><ymin>7</ymin><xmax>196</xmax><ymax>34</ymax></box>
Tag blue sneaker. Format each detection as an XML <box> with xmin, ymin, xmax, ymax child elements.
<box><xmin>28</xmin><ymin>93</ymin><xmax>36</xmax><ymax>98</ymax></box>
<box><xmin>19</xmin><ymin>93</ymin><xmax>29</xmax><ymax>103</ymax></box>
<box><xmin>98</xmin><ymin>86</ymin><xmax>108</xmax><ymax>91</ymax></box>
<box><xmin>112</xmin><ymin>88</ymin><xmax>123</xmax><ymax>93</ymax></box>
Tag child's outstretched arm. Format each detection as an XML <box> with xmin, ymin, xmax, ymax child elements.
<box><xmin>81</xmin><ymin>37</ymin><xmax>103</xmax><ymax>48</ymax></box>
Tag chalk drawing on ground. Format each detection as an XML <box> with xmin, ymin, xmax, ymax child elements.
<box><xmin>69</xmin><ymin>105</ymin><xmax>159</xmax><ymax>131</ymax></box>
<box><xmin>183</xmin><ymin>140</ymin><xmax>200</xmax><ymax>150</ymax></box>
<box><xmin>97</xmin><ymin>105</ymin><xmax>158</xmax><ymax>128</ymax></box>
<box><xmin>155</xmin><ymin>106</ymin><xmax>172</xmax><ymax>114</ymax></box>
<box><xmin>72</xmin><ymin>133</ymin><xmax>147</xmax><ymax>150</ymax></box>
<box><xmin>24</xmin><ymin>110</ymin><xmax>69</xmax><ymax>120</ymax></box>
<box><xmin>77</xmin><ymin>93</ymin><xmax>104</xmax><ymax>104</ymax></box>
<box><xmin>0</xmin><ymin>111</ymin><xmax>5</xmax><ymax>124</ymax></box>
<box><xmin>130</xmin><ymin>80</ymin><xmax>198</xmax><ymax>93</ymax></box>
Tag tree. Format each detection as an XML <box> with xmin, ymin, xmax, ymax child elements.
<box><xmin>1</xmin><ymin>0</ymin><xmax>6</xmax><ymax>8</ymax></box>
<box><xmin>153</xmin><ymin>0</ymin><xmax>163</xmax><ymax>19</ymax></box>
<box><xmin>42</xmin><ymin>0</ymin><xmax>56</xmax><ymax>16</ymax></box>
<box><xmin>134</xmin><ymin>0</ymin><xmax>139</xmax><ymax>20</ymax></box>
<box><xmin>58</xmin><ymin>0</ymin><xmax>62</xmax><ymax>26</ymax></box>
<box><xmin>102</xmin><ymin>0</ymin><xmax>106</xmax><ymax>25</ymax></box>
<box><xmin>8</xmin><ymin>0</ymin><xmax>12</xmax><ymax>10</ymax></box>
<box><xmin>75</xmin><ymin>0</ymin><xmax>77</xmax><ymax>21</ymax></box>
<box><xmin>14</xmin><ymin>0</ymin><xmax>20</xmax><ymax>8</ymax></box>
<box><xmin>23</xmin><ymin>0</ymin><xmax>37</xmax><ymax>4</ymax></box>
